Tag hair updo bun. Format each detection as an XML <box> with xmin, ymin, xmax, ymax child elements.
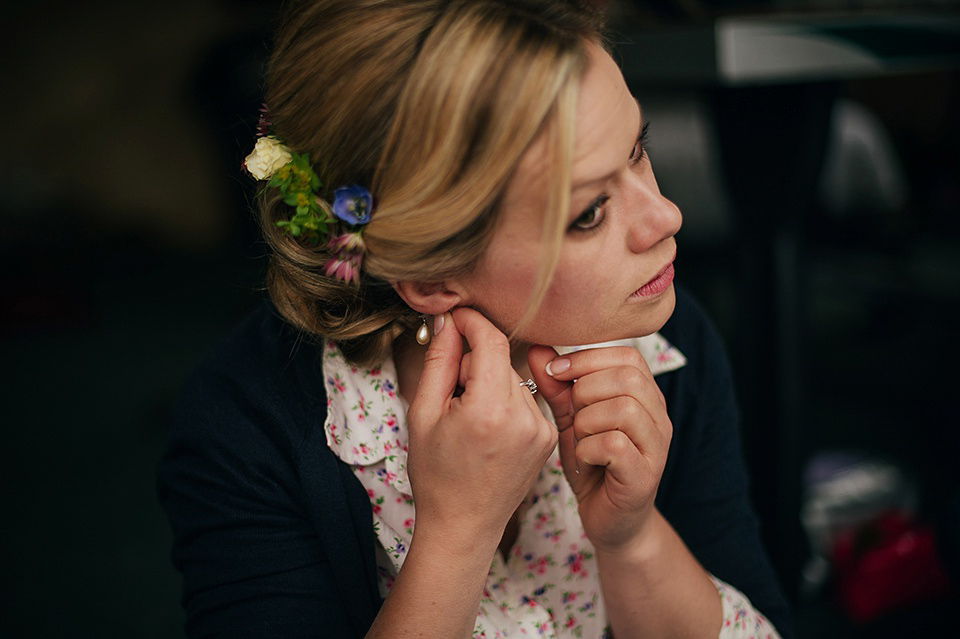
<box><xmin>259</xmin><ymin>0</ymin><xmax>605</xmax><ymax>366</ymax></box>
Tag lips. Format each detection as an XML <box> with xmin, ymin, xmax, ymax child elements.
<box><xmin>632</xmin><ymin>261</ymin><xmax>675</xmax><ymax>298</ymax></box>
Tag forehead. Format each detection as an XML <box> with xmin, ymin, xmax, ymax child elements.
<box><xmin>502</xmin><ymin>40</ymin><xmax>638</xmax><ymax>217</ymax></box>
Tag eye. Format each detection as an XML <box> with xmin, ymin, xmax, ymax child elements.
<box><xmin>571</xmin><ymin>195</ymin><xmax>608</xmax><ymax>231</ymax></box>
<box><xmin>629</xmin><ymin>121</ymin><xmax>650</xmax><ymax>165</ymax></box>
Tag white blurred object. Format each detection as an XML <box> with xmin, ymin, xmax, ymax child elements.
<box><xmin>818</xmin><ymin>98</ymin><xmax>909</xmax><ymax>218</ymax></box>
<box><xmin>641</xmin><ymin>94</ymin><xmax>910</xmax><ymax>247</ymax></box>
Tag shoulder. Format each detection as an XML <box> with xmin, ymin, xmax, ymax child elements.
<box><xmin>168</xmin><ymin>300</ymin><xmax>327</xmax><ymax>455</ymax></box>
<box><xmin>157</xmin><ymin>301</ymin><xmax>381</xmax><ymax>636</ymax></box>
<box><xmin>158</xmin><ymin>300</ymin><xmax>334</xmax><ymax>534</ymax></box>
<box><xmin>157</xmin><ymin>299</ymin><xmax>335</xmax><ymax>554</ymax></box>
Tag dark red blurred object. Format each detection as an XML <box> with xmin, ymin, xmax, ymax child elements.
<box><xmin>832</xmin><ymin>511</ymin><xmax>954</xmax><ymax>622</ymax></box>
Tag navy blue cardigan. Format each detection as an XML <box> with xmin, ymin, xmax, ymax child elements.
<box><xmin>157</xmin><ymin>288</ymin><xmax>793</xmax><ymax>638</ymax></box>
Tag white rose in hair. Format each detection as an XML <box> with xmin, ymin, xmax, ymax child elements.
<box><xmin>244</xmin><ymin>136</ymin><xmax>292</xmax><ymax>180</ymax></box>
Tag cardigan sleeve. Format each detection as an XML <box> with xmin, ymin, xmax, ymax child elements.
<box><xmin>156</xmin><ymin>304</ymin><xmax>380</xmax><ymax>638</ymax></box>
<box><xmin>655</xmin><ymin>288</ymin><xmax>794</xmax><ymax>639</ymax></box>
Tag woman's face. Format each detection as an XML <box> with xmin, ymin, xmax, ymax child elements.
<box><xmin>453</xmin><ymin>41</ymin><xmax>683</xmax><ymax>346</ymax></box>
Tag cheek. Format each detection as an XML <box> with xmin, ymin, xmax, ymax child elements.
<box><xmin>545</xmin><ymin>267</ymin><xmax>597</xmax><ymax>310</ymax></box>
<box><xmin>525</xmin><ymin>259</ymin><xmax>614</xmax><ymax>333</ymax></box>
<box><xmin>465</xmin><ymin>251</ymin><xmax>539</xmax><ymax>325</ymax></box>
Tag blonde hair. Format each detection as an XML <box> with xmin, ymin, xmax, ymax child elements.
<box><xmin>260</xmin><ymin>0</ymin><xmax>605</xmax><ymax>365</ymax></box>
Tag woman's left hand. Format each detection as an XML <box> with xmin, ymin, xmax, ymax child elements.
<box><xmin>528</xmin><ymin>345</ymin><xmax>672</xmax><ymax>553</ymax></box>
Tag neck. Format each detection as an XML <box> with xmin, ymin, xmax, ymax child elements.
<box><xmin>393</xmin><ymin>333</ymin><xmax>532</xmax><ymax>406</ymax></box>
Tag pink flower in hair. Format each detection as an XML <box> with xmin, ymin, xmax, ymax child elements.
<box><xmin>328</xmin><ymin>232</ymin><xmax>366</xmax><ymax>254</ymax></box>
<box><xmin>324</xmin><ymin>252</ymin><xmax>362</xmax><ymax>284</ymax></box>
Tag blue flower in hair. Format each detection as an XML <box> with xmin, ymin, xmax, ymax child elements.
<box><xmin>332</xmin><ymin>185</ymin><xmax>373</xmax><ymax>226</ymax></box>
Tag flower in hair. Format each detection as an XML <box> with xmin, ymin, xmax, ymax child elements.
<box><xmin>329</xmin><ymin>231</ymin><xmax>366</xmax><ymax>254</ymax></box>
<box><xmin>244</xmin><ymin>136</ymin><xmax>292</xmax><ymax>181</ymax></box>
<box><xmin>255</xmin><ymin>103</ymin><xmax>273</xmax><ymax>138</ymax></box>
<box><xmin>324</xmin><ymin>251</ymin><xmax>363</xmax><ymax>285</ymax></box>
<box><xmin>325</xmin><ymin>232</ymin><xmax>365</xmax><ymax>284</ymax></box>
<box><xmin>266</xmin><ymin>152</ymin><xmax>331</xmax><ymax>242</ymax></box>
<box><xmin>332</xmin><ymin>185</ymin><xmax>373</xmax><ymax>226</ymax></box>
<box><xmin>243</xmin><ymin>111</ymin><xmax>375</xmax><ymax>285</ymax></box>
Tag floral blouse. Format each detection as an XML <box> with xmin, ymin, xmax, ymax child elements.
<box><xmin>322</xmin><ymin>335</ymin><xmax>781</xmax><ymax>639</ymax></box>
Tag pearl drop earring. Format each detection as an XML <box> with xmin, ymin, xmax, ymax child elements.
<box><xmin>415</xmin><ymin>315</ymin><xmax>431</xmax><ymax>346</ymax></box>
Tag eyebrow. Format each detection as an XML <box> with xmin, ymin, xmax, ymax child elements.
<box><xmin>571</xmin><ymin>100</ymin><xmax>644</xmax><ymax>192</ymax></box>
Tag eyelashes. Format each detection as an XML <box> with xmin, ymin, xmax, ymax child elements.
<box><xmin>631</xmin><ymin>121</ymin><xmax>650</xmax><ymax>163</ymax></box>
<box><xmin>571</xmin><ymin>195</ymin><xmax>609</xmax><ymax>232</ymax></box>
<box><xmin>568</xmin><ymin>121</ymin><xmax>650</xmax><ymax>234</ymax></box>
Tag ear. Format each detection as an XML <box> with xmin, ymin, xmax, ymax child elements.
<box><xmin>391</xmin><ymin>280</ymin><xmax>463</xmax><ymax>316</ymax></box>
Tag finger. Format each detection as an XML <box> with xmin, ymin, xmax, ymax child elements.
<box><xmin>528</xmin><ymin>344</ymin><xmax>575</xmax><ymax>431</ymax></box>
<box><xmin>557</xmin><ymin>426</ymin><xmax>585</xmax><ymax>486</ymax></box>
<box><xmin>544</xmin><ymin>346</ymin><xmax>658</xmax><ymax>386</ymax></box>
<box><xmin>460</xmin><ymin>350</ymin><xmax>538</xmax><ymax>412</ymax></box>
<box><xmin>409</xmin><ymin>312</ymin><xmax>461</xmax><ymax>428</ymax></box>
<box><xmin>457</xmin><ymin>351</ymin><xmax>473</xmax><ymax>391</ymax></box>
<box><xmin>570</xmin><ymin>366</ymin><xmax>666</xmax><ymax>415</ymax></box>
<box><xmin>575</xmin><ymin>430</ymin><xmax>644</xmax><ymax>488</ymax></box>
<box><xmin>450</xmin><ymin>307</ymin><xmax>513</xmax><ymax>398</ymax></box>
<box><xmin>512</xmin><ymin>369</ymin><xmax>542</xmax><ymax>412</ymax></box>
<box><xmin>572</xmin><ymin>398</ymin><xmax>666</xmax><ymax>455</ymax></box>
<box><xmin>529</xmin><ymin>344</ymin><xmax>579</xmax><ymax>485</ymax></box>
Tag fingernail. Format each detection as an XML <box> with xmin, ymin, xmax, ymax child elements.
<box><xmin>434</xmin><ymin>313</ymin><xmax>445</xmax><ymax>336</ymax></box>
<box><xmin>545</xmin><ymin>357</ymin><xmax>570</xmax><ymax>377</ymax></box>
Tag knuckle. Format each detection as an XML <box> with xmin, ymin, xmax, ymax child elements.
<box><xmin>484</xmin><ymin>403</ymin><xmax>511</xmax><ymax>427</ymax></box>
<box><xmin>614</xmin><ymin>366</ymin><xmax>643</xmax><ymax>389</ymax></box>
<box><xmin>656</xmin><ymin>387</ymin><xmax>668</xmax><ymax>408</ymax></box>
<box><xmin>614</xmin><ymin>346</ymin><xmax>645</xmax><ymax>367</ymax></box>
<box><xmin>631</xmin><ymin>349</ymin><xmax>651</xmax><ymax>372</ymax></box>
<box><xmin>469</xmin><ymin>419</ymin><xmax>499</xmax><ymax>443</ymax></box>
<box><xmin>661</xmin><ymin>418</ymin><xmax>674</xmax><ymax>442</ymax></box>
<box><xmin>617</xmin><ymin>396</ymin><xmax>643</xmax><ymax>421</ymax></box>
<box><xmin>466</xmin><ymin>404</ymin><xmax>501</xmax><ymax>433</ymax></box>
<box><xmin>607</xmin><ymin>430</ymin><xmax>633</xmax><ymax>456</ymax></box>
<box><xmin>627</xmin><ymin>366</ymin><xmax>647</xmax><ymax>388</ymax></box>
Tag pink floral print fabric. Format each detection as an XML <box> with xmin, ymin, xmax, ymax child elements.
<box><xmin>322</xmin><ymin>334</ymin><xmax>780</xmax><ymax>638</ymax></box>
<box><xmin>713</xmin><ymin>577</ymin><xmax>782</xmax><ymax>639</ymax></box>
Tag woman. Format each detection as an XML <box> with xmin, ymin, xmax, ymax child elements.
<box><xmin>158</xmin><ymin>1</ymin><xmax>791</xmax><ymax>637</ymax></box>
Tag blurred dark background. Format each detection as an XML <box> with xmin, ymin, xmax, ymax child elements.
<box><xmin>2</xmin><ymin>0</ymin><xmax>958</xmax><ymax>636</ymax></box>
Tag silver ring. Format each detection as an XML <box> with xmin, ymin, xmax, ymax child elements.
<box><xmin>519</xmin><ymin>379</ymin><xmax>538</xmax><ymax>395</ymax></box>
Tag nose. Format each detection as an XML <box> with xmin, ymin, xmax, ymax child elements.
<box><xmin>623</xmin><ymin>170</ymin><xmax>683</xmax><ymax>254</ymax></box>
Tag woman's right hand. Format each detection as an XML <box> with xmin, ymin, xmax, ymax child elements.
<box><xmin>405</xmin><ymin>307</ymin><xmax>558</xmax><ymax>552</ymax></box>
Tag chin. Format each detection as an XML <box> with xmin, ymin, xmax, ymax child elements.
<box><xmin>520</xmin><ymin>286</ymin><xmax>678</xmax><ymax>348</ymax></box>
<box><xmin>639</xmin><ymin>284</ymin><xmax>677</xmax><ymax>334</ymax></box>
